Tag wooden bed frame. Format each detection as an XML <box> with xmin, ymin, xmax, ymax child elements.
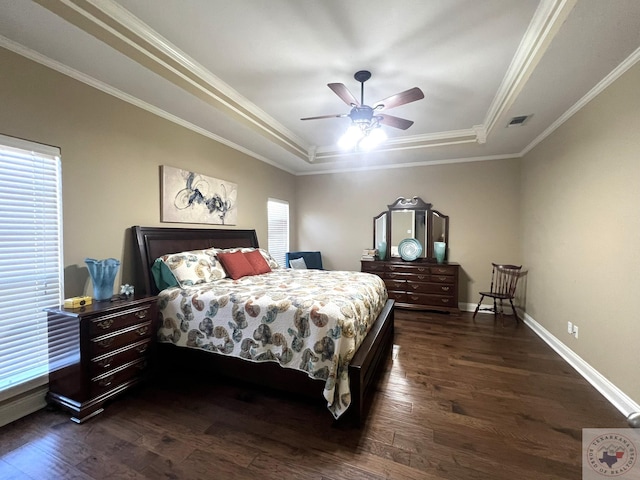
<box><xmin>132</xmin><ymin>225</ymin><xmax>394</xmax><ymax>424</ymax></box>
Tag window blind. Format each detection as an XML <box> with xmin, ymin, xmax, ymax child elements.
<box><xmin>267</xmin><ymin>198</ymin><xmax>289</xmax><ymax>268</ymax></box>
<box><xmin>0</xmin><ymin>135</ymin><xmax>64</xmax><ymax>402</ymax></box>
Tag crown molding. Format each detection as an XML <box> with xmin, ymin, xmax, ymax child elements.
<box><xmin>482</xmin><ymin>0</ymin><xmax>577</xmax><ymax>137</ymax></box>
<box><xmin>521</xmin><ymin>45</ymin><xmax>640</xmax><ymax>157</ymax></box>
<box><xmin>0</xmin><ymin>35</ymin><xmax>297</xmax><ymax>175</ymax></box>
<box><xmin>35</xmin><ymin>0</ymin><xmax>310</xmax><ymax>160</ymax></box>
<box><xmin>32</xmin><ymin>0</ymin><xmax>576</xmax><ymax>165</ymax></box>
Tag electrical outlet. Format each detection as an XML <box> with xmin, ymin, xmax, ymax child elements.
<box><xmin>568</xmin><ymin>321</ymin><xmax>573</xmax><ymax>334</ymax></box>
<box><xmin>573</xmin><ymin>325</ymin><xmax>579</xmax><ymax>339</ymax></box>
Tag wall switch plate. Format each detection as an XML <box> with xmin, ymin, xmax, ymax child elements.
<box><xmin>568</xmin><ymin>321</ymin><xmax>573</xmax><ymax>334</ymax></box>
<box><xmin>573</xmin><ymin>325</ymin><xmax>579</xmax><ymax>339</ymax></box>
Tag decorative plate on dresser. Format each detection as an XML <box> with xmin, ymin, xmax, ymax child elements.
<box><xmin>397</xmin><ymin>238</ymin><xmax>423</xmax><ymax>261</ymax></box>
<box><xmin>45</xmin><ymin>295</ymin><xmax>157</xmax><ymax>423</ymax></box>
<box><xmin>366</xmin><ymin>195</ymin><xmax>459</xmax><ymax>313</ymax></box>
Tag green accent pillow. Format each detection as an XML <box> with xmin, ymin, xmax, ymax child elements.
<box><xmin>151</xmin><ymin>258</ymin><xmax>180</xmax><ymax>290</ymax></box>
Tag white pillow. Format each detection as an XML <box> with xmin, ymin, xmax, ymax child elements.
<box><xmin>289</xmin><ymin>257</ymin><xmax>307</xmax><ymax>269</ymax></box>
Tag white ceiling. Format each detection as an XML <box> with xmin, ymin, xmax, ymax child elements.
<box><xmin>1</xmin><ymin>0</ymin><xmax>640</xmax><ymax>175</ymax></box>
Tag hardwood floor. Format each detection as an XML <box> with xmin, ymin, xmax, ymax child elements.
<box><xmin>0</xmin><ymin>310</ymin><xmax>628</xmax><ymax>479</ymax></box>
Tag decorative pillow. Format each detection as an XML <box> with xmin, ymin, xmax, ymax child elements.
<box><xmin>289</xmin><ymin>257</ymin><xmax>307</xmax><ymax>270</ymax></box>
<box><xmin>156</xmin><ymin>250</ymin><xmax>214</xmax><ymax>286</ymax></box>
<box><xmin>257</xmin><ymin>248</ymin><xmax>280</xmax><ymax>269</ymax></box>
<box><xmin>202</xmin><ymin>248</ymin><xmax>228</xmax><ymax>280</ymax></box>
<box><xmin>217</xmin><ymin>251</ymin><xmax>256</xmax><ymax>280</ymax></box>
<box><xmin>243</xmin><ymin>250</ymin><xmax>271</xmax><ymax>275</ymax></box>
<box><xmin>151</xmin><ymin>258</ymin><xmax>180</xmax><ymax>290</ymax></box>
<box><xmin>213</xmin><ymin>247</ymin><xmax>280</xmax><ymax>269</ymax></box>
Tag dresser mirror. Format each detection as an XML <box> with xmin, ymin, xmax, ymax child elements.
<box><xmin>373</xmin><ymin>196</ymin><xmax>449</xmax><ymax>262</ymax></box>
<box><xmin>373</xmin><ymin>212</ymin><xmax>387</xmax><ymax>259</ymax></box>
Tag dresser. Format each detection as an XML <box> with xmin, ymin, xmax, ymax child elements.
<box><xmin>362</xmin><ymin>260</ymin><xmax>459</xmax><ymax>313</ymax></box>
<box><xmin>46</xmin><ymin>296</ymin><xmax>157</xmax><ymax>423</ymax></box>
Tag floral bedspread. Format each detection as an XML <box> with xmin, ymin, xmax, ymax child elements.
<box><xmin>156</xmin><ymin>268</ymin><xmax>388</xmax><ymax>418</ymax></box>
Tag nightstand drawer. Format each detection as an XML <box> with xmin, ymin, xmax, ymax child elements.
<box><xmin>90</xmin><ymin>321</ymin><xmax>152</xmax><ymax>357</ymax></box>
<box><xmin>90</xmin><ymin>338</ymin><xmax>151</xmax><ymax>375</ymax></box>
<box><xmin>89</xmin><ymin>358</ymin><xmax>148</xmax><ymax>398</ymax></box>
<box><xmin>89</xmin><ymin>305</ymin><xmax>154</xmax><ymax>336</ymax></box>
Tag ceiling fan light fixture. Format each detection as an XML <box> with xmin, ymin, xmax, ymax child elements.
<box><xmin>338</xmin><ymin>125</ymin><xmax>364</xmax><ymax>150</ymax></box>
<box><xmin>359</xmin><ymin>126</ymin><xmax>387</xmax><ymax>151</ymax></box>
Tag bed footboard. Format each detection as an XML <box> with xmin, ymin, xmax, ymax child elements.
<box><xmin>348</xmin><ymin>298</ymin><xmax>395</xmax><ymax>425</ymax></box>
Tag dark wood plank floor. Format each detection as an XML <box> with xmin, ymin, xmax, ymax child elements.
<box><xmin>0</xmin><ymin>310</ymin><xmax>628</xmax><ymax>479</ymax></box>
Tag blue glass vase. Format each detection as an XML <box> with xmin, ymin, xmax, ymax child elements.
<box><xmin>377</xmin><ymin>240</ymin><xmax>387</xmax><ymax>261</ymax></box>
<box><xmin>85</xmin><ymin>258</ymin><xmax>120</xmax><ymax>302</ymax></box>
<box><xmin>433</xmin><ymin>242</ymin><xmax>446</xmax><ymax>264</ymax></box>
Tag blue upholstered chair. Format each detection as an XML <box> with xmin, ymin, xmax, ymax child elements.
<box><xmin>285</xmin><ymin>251</ymin><xmax>323</xmax><ymax>270</ymax></box>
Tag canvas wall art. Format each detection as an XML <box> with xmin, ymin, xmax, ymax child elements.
<box><xmin>161</xmin><ymin>165</ymin><xmax>237</xmax><ymax>225</ymax></box>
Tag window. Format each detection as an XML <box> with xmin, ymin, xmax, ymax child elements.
<box><xmin>267</xmin><ymin>198</ymin><xmax>289</xmax><ymax>268</ymax></box>
<box><xmin>0</xmin><ymin>134</ymin><xmax>63</xmax><ymax>402</ymax></box>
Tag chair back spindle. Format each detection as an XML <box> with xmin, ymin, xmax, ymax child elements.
<box><xmin>474</xmin><ymin>262</ymin><xmax>522</xmax><ymax>325</ymax></box>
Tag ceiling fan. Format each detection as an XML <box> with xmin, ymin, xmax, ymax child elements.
<box><xmin>301</xmin><ymin>70</ymin><xmax>425</xmax><ymax>133</ymax></box>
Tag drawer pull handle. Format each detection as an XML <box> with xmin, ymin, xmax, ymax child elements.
<box><xmin>135</xmin><ymin>326</ymin><xmax>149</xmax><ymax>336</ymax></box>
<box><xmin>441</xmin><ymin>286</ymin><xmax>450</xmax><ymax>291</ymax></box>
<box><xmin>417</xmin><ymin>275</ymin><xmax>427</xmax><ymax>280</ymax></box>
<box><xmin>134</xmin><ymin>309</ymin><xmax>149</xmax><ymax>319</ymax></box>
<box><xmin>441</xmin><ymin>299</ymin><xmax>450</xmax><ymax>303</ymax></box>
<box><xmin>98</xmin><ymin>375</ymin><xmax>114</xmax><ymax>387</ymax></box>
<box><xmin>437</xmin><ymin>276</ymin><xmax>447</xmax><ymax>281</ymax></box>
<box><xmin>417</xmin><ymin>268</ymin><xmax>426</xmax><ymax>272</ymax></box>
<box><xmin>97</xmin><ymin>319</ymin><xmax>114</xmax><ymax>330</ymax></box>
<box><xmin>97</xmin><ymin>338</ymin><xmax>114</xmax><ymax>348</ymax></box>
<box><xmin>97</xmin><ymin>357</ymin><xmax>113</xmax><ymax>369</ymax></box>
<box><xmin>136</xmin><ymin>345</ymin><xmax>148</xmax><ymax>354</ymax></box>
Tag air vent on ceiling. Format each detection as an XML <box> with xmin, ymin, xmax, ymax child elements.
<box><xmin>507</xmin><ymin>114</ymin><xmax>532</xmax><ymax>127</ymax></box>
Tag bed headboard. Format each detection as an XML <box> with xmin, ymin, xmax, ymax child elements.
<box><xmin>132</xmin><ymin>225</ymin><xmax>259</xmax><ymax>295</ymax></box>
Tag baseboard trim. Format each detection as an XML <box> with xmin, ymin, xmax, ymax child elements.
<box><xmin>0</xmin><ymin>386</ymin><xmax>48</xmax><ymax>428</ymax></box>
<box><xmin>458</xmin><ymin>302</ymin><xmax>639</xmax><ymax>418</ymax></box>
<box><xmin>522</xmin><ymin>311</ymin><xmax>639</xmax><ymax>417</ymax></box>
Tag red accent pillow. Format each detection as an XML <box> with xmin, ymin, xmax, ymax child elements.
<box><xmin>244</xmin><ymin>250</ymin><xmax>271</xmax><ymax>275</ymax></box>
<box><xmin>217</xmin><ymin>251</ymin><xmax>256</xmax><ymax>280</ymax></box>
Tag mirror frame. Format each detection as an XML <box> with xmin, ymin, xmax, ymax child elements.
<box><xmin>373</xmin><ymin>196</ymin><xmax>449</xmax><ymax>262</ymax></box>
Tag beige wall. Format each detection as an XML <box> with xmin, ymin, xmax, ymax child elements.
<box><xmin>5</xmin><ymin>42</ymin><xmax>636</xmax><ymax>408</ymax></box>
<box><xmin>295</xmin><ymin>159</ymin><xmax>522</xmax><ymax>304</ymax></box>
<box><xmin>0</xmin><ymin>47</ymin><xmax>295</xmax><ymax>297</ymax></box>
<box><xmin>521</xmin><ymin>62</ymin><xmax>640</xmax><ymax>404</ymax></box>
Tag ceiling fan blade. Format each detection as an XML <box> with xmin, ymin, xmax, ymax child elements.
<box><xmin>300</xmin><ymin>113</ymin><xmax>348</xmax><ymax>121</ymax></box>
<box><xmin>373</xmin><ymin>87</ymin><xmax>424</xmax><ymax>111</ymax></box>
<box><xmin>378</xmin><ymin>114</ymin><xmax>414</xmax><ymax>130</ymax></box>
<box><xmin>328</xmin><ymin>83</ymin><xmax>360</xmax><ymax>107</ymax></box>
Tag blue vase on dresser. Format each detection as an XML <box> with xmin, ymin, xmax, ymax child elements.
<box><xmin>377</xmin><ymin>240</ymin><xmax>387</xmax><ymax>261</ymax></box>
<box><xmin>433</xmin><ymin>242</ymin><xmax>446</xmax><ymax>264</ymax></box>
<box><xmin>85</xmin><ymin>258</ymin><xmax>120</xmax><ymax>301</ymax></box>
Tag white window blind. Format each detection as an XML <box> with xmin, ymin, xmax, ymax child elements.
<box><xmin>267</xmin><ymin>198</ymin><xmax>289</xmax><ymax>268</ymax></box>
<box><xmin>0</xmin><ymin>135</ymin><xmax>64</xmax><ymax>402</ymax></box>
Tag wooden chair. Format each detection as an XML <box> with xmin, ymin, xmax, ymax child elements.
<box><xmin>473</xmin><ymin>263</ymin><xmax>522</xmax><ymax>325</ymax></box>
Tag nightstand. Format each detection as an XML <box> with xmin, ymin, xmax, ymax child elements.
<box><xmin>46</xmin><ymin>295</ymin><xmax>157</xmax><ymax>423</ymax></box>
